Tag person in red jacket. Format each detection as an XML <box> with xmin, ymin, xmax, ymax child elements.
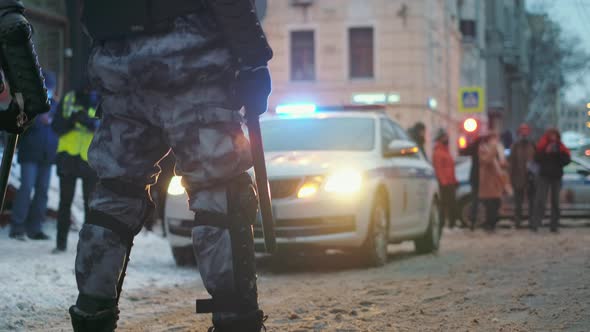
<box><xmin>530</xmin><ymin>128</ymin><xmax>571</xmax><ymax>232</ymax></box>
<box><xmin>433</xmin><ymin>129</ymin><xmax>458</xmax><ymax>229</ymax></box>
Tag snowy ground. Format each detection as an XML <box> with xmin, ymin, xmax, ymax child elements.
<box><xmin>0</xmin><ymin>221</ymin><xmax>199</xmax><ymax>331</ymax></box>
<box><xmin>2</xmin><ymin>221</ymin><xmax>589</xmax><ymax>331</ymax></box>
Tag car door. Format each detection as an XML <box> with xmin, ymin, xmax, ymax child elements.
<box><xmin>390</xmin><ymin>121</ymin><xmax>433</xmax><ymax>232</ymax></box>
<box><xmin>561</xmin><ymin>160</ymin><xmax>590</xmax><ymax>214</ymax></box>
<box><xmin>380</xmin><ymin>118</ymin><xmax>422</xmax><ymax>235</ymax></box>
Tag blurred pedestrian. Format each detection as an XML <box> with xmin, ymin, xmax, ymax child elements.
<box><xmin>433</xmin><ymin>128</ymin><xmax>458</xmax><ymax>229</ymax></box>
<box><xmin>51</xmin><ymin>87</ymin><xmax>99</xmax><ymax>253</ymax></box>
<box><xmin>478</xmin><ymin>130</ymin><xmax>506</xmax><ymax>232</ymax></box>
<box><xmin>408</xmin><ymin>122</ymin><xmax>428</xmax><ymax>160</ymax></box>
<box><xmin>8</xmin><ymin>71</ymin><xmax>59</xmax><ymax>241</ymax></box>
<box><xmin>460</xmin><ymin>134</ymin><xmax>482</xmax><ymax>230</ymax></box>
<box><xmin>508</xmin><ymin>124</ymin><xmax>536</xmax><ymax>228</ymax></box>
<box><xmin>501</xmin><ymin>130</ymin><xmax>514</xmax><ymax>150</ymax></box>
<box><xmin>529</xmin><ymin>128</ymin><xmax>570</xmax><ymax>233</ymax></box>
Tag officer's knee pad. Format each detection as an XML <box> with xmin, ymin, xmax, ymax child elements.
<box><xmin>88</xmin><ymin>177</ymin><xmax>155</xmax><ymax>245</ymax></box>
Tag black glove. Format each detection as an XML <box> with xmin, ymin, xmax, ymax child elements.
<box><xmin>235</xmin><ymin>66</ymin><xmax>271</xmax><ymax>118</ymax></box>
<box><xmin>0</xmin><ymin>101</ymin><xmax>29</xmax><ymax>134</ymax></box>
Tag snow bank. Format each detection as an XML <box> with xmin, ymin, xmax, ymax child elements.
<box><xmin>0</xmin><ymin>223</ymin><xmax>199</xmax><ymax>330</ymax></box>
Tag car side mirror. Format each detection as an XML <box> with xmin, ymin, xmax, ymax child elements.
<box><xmin>577</xmin><ymin>169</ymin><xmax>590</xmax><ymax>177</ymax></box>
<box><xmin>384</xmin><ymin>140</ymin><xmax>419</xmax><ymax>158</ymax></box>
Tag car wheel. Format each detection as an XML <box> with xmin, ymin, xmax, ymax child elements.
<box><xmin>458</xmin><ymin>196</ymin><xmax>472</xmax><ymax>228</ymax></box>
<box><xmin>171</xmin><ymin>246</ymin><xmax>197</xmax><ymax>266</ymax></box>
<box><xmin>360</xmin><ymin>195</ymin><xmax>389</xmax><ymax>267</ymax></box>
<box><xmin>414</xmin><ymin>199</ymin><xmax>441</xmax><ymax>254</ymax></box>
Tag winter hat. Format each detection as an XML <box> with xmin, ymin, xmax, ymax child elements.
<box><xmin>479</xmin><ymin>126</ymin><xmax>498</xmax><ymax>139</ymax></box>
<box><xmin>517</xmin><ymin>123</ymin><xmax>531</xmax><ymax>136</ymax></box>
<box><xmin>414</xmin><ymin>121</ymin><xmax>426</xmax><ymax>131</ymax></box>
<box><xmin>434</xmin><ymin>128</ymin><xmax>447</xmax><ymax>141</ymax></box>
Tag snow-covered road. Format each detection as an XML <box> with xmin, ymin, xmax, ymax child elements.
<box><xmin>2</xmin><ymin>221</ymin><xmax>589</xmax><ymax>331</ymax></box>
<box><xmin>0</xmin><ymin>222</ymin><xmax>199</xmax><ymax>331</ymax></box>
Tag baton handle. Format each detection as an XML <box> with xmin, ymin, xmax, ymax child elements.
<box><xmin>0</xmin><ymin>134</ymin><xmax>18</xmax><ymax>214</ymax></box>
<box><xmin>246</xmin><ymin>115</ymin><xmax>276</xmax><ymax>253</ymax></box>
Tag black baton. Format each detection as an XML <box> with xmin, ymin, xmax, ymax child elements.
<box><xmin>246</xmin><ymin>114</ymin><xmax>276</xmax><ymax>253</ymax></box>
<box><xmin>0</xmin><ymin>133</ymin><xmax>18</xmax><ymax>214</ymax></box>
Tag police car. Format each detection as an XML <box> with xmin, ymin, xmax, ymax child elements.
<box><xmin>164</xmin><ymin>106</ymin><xmax>441</xmax><ymax>266</ymax></box>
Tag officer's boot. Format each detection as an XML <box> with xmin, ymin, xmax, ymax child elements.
<box><xmin>69</xmin><ymin>290</ymin><xmax>122</xmax><ymax>332</ymax></box>
<box><xmin>208</xmin><ymin>309</ymin><xmax>266</xmax><ymax>332</ymax></box>
<box><xmin>69</xmin><ymin>305</ymin><xmax>120</xmax><ymax>332</ymax></box>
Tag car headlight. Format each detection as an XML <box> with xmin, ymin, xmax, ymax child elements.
<box><xmin>297</xmin><ymin>176</ymin><xmax>323</xmax><ymax>199</ymax></box>
<box><xmin>167</xmin><ymin>176</ymin><xmax>186</xmax><ymax>196</ymax></box>
<box><xmin>297</xmin><ymin>182</ymin><xmax>319</xmax><ymax>199</ymax></box>
<box><xmin>324</xmin><ymin>169</ymin><xmax>363</xmax><ymax>194</ymax></box>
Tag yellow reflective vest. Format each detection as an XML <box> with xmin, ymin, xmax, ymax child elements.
<box><xmin>56</xmin><ymin>91</ymin><xmax>97</xmax><ymax>162</ymax></box>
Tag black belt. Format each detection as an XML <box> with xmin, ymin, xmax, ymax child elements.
<box><xmin>82</xmin><ymin>0</ymin><xmax>207</xmax><ymax>41</ymax></box>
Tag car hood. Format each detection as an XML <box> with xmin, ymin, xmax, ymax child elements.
<box><xmin>263</xmin><ymin>151</ymin><xmax>376</xmax><ymax>178</ymax></box>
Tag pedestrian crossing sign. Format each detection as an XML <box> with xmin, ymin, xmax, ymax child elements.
<box><xmin>459</xmin><ymin>87</ymin><xmax>485</xmax><ymax>113</ymax></box>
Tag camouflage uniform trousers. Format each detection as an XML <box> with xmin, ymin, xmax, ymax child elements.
<box><xmin>73</xmin><ymin>12</ymin><xmax>258</xmax><ymax>317</ymax></box>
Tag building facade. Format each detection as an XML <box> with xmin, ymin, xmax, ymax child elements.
<box><xmin>559</xmin><ymin>104</ymin><xmax>587</xmax><ymax>134</ymax></box>
<box><xmin>457</xmin><ymin>0</ymin><xmax>487</xmax><ymax>123</ymax></box>
<box><xmin>263</xmin><ymin>0</ymin><xmax>463</xmax><ymax>157</ymax></box>
<box><xmin>457</xmin><ymin>0</ymin><xmax>486</xmax><ymax>89</ymax></box>
<box><xmin>484</xmin><ymin>0</ymin><xmax>530</xmax><ymax>133</ymax></box>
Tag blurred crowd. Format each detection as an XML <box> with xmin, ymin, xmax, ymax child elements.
<box><xmin>2</xmin><ymin>71</ymin><xmax>101</xmax><ymax>254</ymax></box>
<box><xmin>425</xmin><ymin>122</ymin><xmax>571</xmax><ymax>233</ymax></box>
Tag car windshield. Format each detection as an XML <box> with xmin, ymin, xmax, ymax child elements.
<box><xmin>261</xmin><ymin>117</ymin><xmax>375</xmax><ymax>152</ymax></box>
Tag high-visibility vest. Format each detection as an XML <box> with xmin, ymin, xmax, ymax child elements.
<box><xmin>56</xmin><ymin>91</ymin><xmax>97</xmax><ymax>162</ymax></box>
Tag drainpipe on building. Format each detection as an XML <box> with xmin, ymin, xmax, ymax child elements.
<box><xmin>444</xmin><ymin>2</ymin><xmax>454</xmax><ymax>151</ymax></box>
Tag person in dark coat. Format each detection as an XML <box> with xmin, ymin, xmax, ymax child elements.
<box><xmin>408</xmin><ymin>122</ymin><xmax>428</xmax><ymax>160</ymax></box>
<box><xmin>460</xmin><ymin>134</ymin><xmax>482</xmax><ymax>230</ymax></box>
<box><xmin>529</xmin><ymin>128</ymin><xmax>571</xmax><ymax>232</ymax></box>
<box><xmin>509</xmin><ymin>123</ymin><xmax>536</xmax><ymax>227</ymax></box>
<box><xmin>8</xmin><ymin>71</ymin><xmax>59</xmax><ymax>241</ymax></box>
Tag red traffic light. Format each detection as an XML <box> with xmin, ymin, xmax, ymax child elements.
<box><xmin>463</xmin><ymin>118</ymin><xmax>478</xmax><ymax>133</ymax></box>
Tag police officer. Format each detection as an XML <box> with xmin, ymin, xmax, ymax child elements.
<box><xmin>69</xmin><ymin>1</ymin><xmax>273</xmax><ymax>331</ymax></box>
<box><xmin>51</xmin><ymin>88</ymin><xmax>99</xmax><ymax>253</ymax></box>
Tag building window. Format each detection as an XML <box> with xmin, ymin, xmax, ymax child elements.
<box><xmin>460</xmin><ymin>20</ymin><xmax>476</xmax><ymax>41</ymax></box>
<box><xmin>290</xmin><ymin>30</ymin><xmax>315</xmax><ymax>81</ymax></box>
<box><xmin>349</xmin><ymin>27</ymin><xmax>374</xmax><ymax>79</ymax></box>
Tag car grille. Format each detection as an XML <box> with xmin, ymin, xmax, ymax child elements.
<box><xmin>254</xmin><ymin>216</ymin><xmax>356</xmax><ymax>238</ymax></box>
<box><xmin>269</xmin><ymin>178</ymin><xmax>303</xmax><ymax>199</ymax></box>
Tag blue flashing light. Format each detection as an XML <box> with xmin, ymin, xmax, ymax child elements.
<box><xmin>275</xmin><ymin>103</ymin><xmax>317</xmax><ymax>115</ymax></box>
